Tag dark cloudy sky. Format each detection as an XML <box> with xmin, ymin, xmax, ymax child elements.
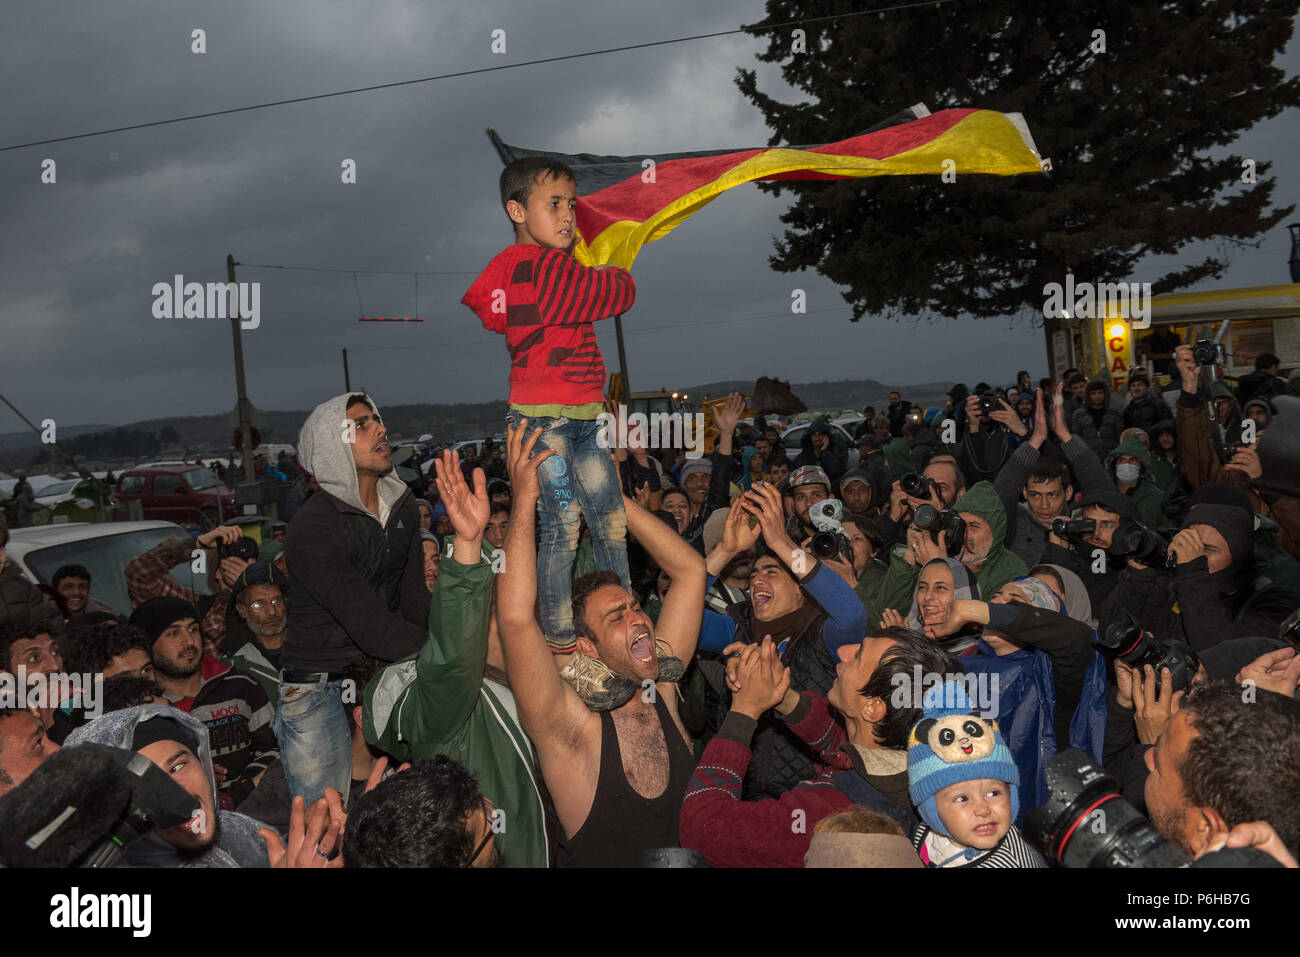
<box><xmin>2</xmin><ymin>1</ymin><xmax>1297</xmax><ymax>431</ymax></box>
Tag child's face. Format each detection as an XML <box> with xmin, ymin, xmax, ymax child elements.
<box><xmin>934</xmin><ymin>777</ymin><xmax>1012</xmax><ymax>850</ymax></box>
<box><xmin>509</xmin><ymin>173</ymin><xmax>577</xmax><ymax>250</ymax></box>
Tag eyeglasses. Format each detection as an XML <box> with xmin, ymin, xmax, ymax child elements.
<box><xmin>243</xmin><ymin>596</ymin><xmax>285</xmax><ymax>613</ymax></box>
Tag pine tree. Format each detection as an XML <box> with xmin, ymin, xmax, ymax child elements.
<box><xmin>737</xmin><ymin>0</ymin><xmax>1300</xmax><ymax>349</ymax></box>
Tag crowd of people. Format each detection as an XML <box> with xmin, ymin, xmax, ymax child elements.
<box><xmin>0</xmin><ymin>157</ymin><xmax>1297</xmax><ymax>870</ymax></box>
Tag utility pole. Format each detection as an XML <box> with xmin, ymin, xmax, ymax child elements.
<box><xmin>342</xmin><ymin>348</ymin><xmax>351</xmax><ymax>391</ymax></box>
<box><xmin>228</xmin><ymin>254</ymin><xmax>257</xmax><ymax>491</ymax></box>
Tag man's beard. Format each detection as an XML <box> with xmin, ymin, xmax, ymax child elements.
<box><xmin>247</xmin><ymin>617</ymin><xmax>286</xmax><ymax>640</ymax></box>
<box><xmin>1147</xmin><ymin>800</ymin><xmax>1194</xmax><ymax>857</ymax></box>
<box><xmin>153</xmin><ymin>651</ymin><xmax>202</xmax><ymax>679</ymax></box>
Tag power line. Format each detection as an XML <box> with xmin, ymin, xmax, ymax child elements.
<box><xmin>241</xmin><ymin>261</ymin><xmax>476</xmax><ymax>276</ymax></box>
<box><xmin>0</xmin><ymin>0</ymin><xmax>956</xmax><ymax>152</ymax></box>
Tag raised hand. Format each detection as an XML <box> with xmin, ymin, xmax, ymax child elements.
<box><xmin>720</xmin><ymin>495</ymin><xmax>761</xmax><ymax>555</ymax></box>
<box><xmin>1029</xmin><ymin>388</ymin><xmax>1049</xmax><ymax>447</ymax></box>
<box><xmin>1050</xmin><ymin>380</ymin><xmax>1071</xmax><ymax>442</ymax></box>
<box><xmin>741</xmin><ymin>482</ymin><xmax>792</xmax><ymax>557</ymax></box>
<box><xmin>714</xmin><ymin>392</ymin><xmax>746</xmax><ymax>438</ymax></box>
<box><xmin>259</xmin><ymin>788</ymin><xmax>345</xmax><ymax>868</ymax></box>
<box><xmin>504</xmin><ymin>418</ymin><xmax>556</xmax><ymax>503</ymax></box>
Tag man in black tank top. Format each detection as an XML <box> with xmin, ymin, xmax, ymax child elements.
<box><xmin>498</xmin><ymin>422</ymin><xmax>706</xmax><ymax>867</ymax></box>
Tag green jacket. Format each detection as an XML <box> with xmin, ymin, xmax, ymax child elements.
<box><xmin>883</xmin><ymin>437</ymin><xmax>914</xmax><ymax>477</ymax></box>
<box><xmin>221</xmin><ymin>641</ymin><xmax>279</xmax><ymax>702</ymax></box>
<box><xmin>362</xmin><ymin>554</ymin><xmax>549</xmax><ymax>868</ymax></box>
<box><xmin>953</xmin><ymin>482</ymin><xmax>1029</xmax><ymax>598</ymax></box>
<box><xmin>853</xmin><ymin>557</ymin><xmax>889</xmax><ymax>620</ymax></box>
<box><xmin>1109</xmin><ymin>435</ymin><xmax>1166</xmax><ymax>529</ymax></box>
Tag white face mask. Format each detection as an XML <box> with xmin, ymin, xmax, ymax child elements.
<box><xmin>1115</xmin><ymin>462</ymin><xmax>1141</xmax><ymax>483</ymax></box>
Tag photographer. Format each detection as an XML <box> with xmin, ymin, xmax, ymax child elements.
<box><xmin>1174</xmin><ymin>343</ymin><xmax>1300</xmax><ymax>564</ymax></box>
<box><xmin>993</xmin><ymin>383</ymin><xmax>1111</xmax><ymax>567</ymax></box>
<box><xmin>1096</xmin><ymin>502</ymin><xmax>1298</xmax><ymax>653</ymax></box>
<box><xmin>1142</xmin><ymin>679</ymin><xmax>1300</xmax><ymax>860</ymax></box>
<box><xmin>698</xmin><ymin>488</ymin><xmax>868</xmax><ymax>798</ymax></box>
<box><xmin>124</xmin><ymin>524</ymin><xmax>253</xmax><ymax>653</ymax></box>
<box><xmin>879</xmin><ymin>455</ymin><xmax>966</xmax><ymax>549</ymax></box>
<box><xmin>1038</xmin><ymin>489</ymin><xmax>1138</xmax><ymax>608</ymax></box>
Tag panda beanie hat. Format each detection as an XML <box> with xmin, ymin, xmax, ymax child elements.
<box><xmin>907</xmin><ymin>679</ymin><xmax>1019</xmax><ymax>837</ymax></box>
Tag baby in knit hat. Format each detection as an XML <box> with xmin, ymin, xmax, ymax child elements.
<box><xmin>907</xmin><ymin>678</ymin><xmax>1046</xmax><ymax>868</ymax></box>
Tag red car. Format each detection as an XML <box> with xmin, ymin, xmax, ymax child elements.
<box><xmin>115</xmin><ymin>465</ymin><xmax>237</xmax><ymax>529</ymax></box>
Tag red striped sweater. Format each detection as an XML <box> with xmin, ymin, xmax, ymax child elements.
<box><xmin>462</xmin><ymin>245</ymin><xmax>636</xmax><ymax>406</ymax></box>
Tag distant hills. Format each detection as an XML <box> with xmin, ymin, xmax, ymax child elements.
<box><xmin>0</xmin><ymin>377</ymin><xmax>957</xmax><ymax>472</ymax></box>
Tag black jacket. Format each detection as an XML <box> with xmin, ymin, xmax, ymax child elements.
<box><xmin>724</xmin><ymin>601</ymin><xmax>838</xmax><ymax>801</ymax></box>
<box><xmin>283</xmin><ymin>489</ymin><xmax>430</xmax><ymax>672</ymax></box>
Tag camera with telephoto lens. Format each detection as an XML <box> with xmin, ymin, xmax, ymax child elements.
<box><xmin>1027</xmin><ymin>749</ymin><xmax>1280</xmax><ymax>869</ymax></box>
<box><xmin>912</xmin><ymin>504</ymin><xmax>966</xmax><ymax>557</ymax></box>
<box><xmin>1095</xmin><ymin>615</ymin><xmax>1200</xmax><ymax>696</ymax></box>
<box><xmin>809</xmin><ymin>498</ymin><xmax>852</xmax><ymax>563</ymax></box>
<box><xmin>218</xmin><ymin>535</ymin><xmax>259</xmax><ymax>562</ymax></box>
<box><xmin>1107</xmin><ymin>517</ymin><xmax>1173</xmax><ymax>568</ymax></box>
<box><xmin>1192</xmin><ymin>339</ymin><xmax>1225</xmax><ymax>367</ymax></box>
<box><xmin>899</xmin><ymin>472</ymin><xmax>934</xmax><ymax>500</ymax></box>
<box><xmin>1024</xmin><ymin>749</ymin><xmax>1191</xmax><ymax>867</ymax></box>
<box><xmin>809</xmin><ymin>498</ymin><xmax>853</xmax><ymax>563</ymax></box>
<box><xmin>1051</xmin><ymin>517</ymin><xmax>1096</xmax><ymax>539</ymax></box>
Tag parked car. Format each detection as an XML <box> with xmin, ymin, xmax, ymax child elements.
<box><xmin>31</xmin><ymin>477</ymin><xmax>117</xmax><ymax>525</ymax></box>
<box><xmin>5</xmin><ymin>520</ymin><xmax>209</xmax><ymax>617</ymax></box>
<box><xmin>114</xmin><ymin>465</ymin><xmax>237</xmax><ymax>529</ymax></box>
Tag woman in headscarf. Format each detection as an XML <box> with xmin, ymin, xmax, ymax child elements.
<box><xmin>880</xmin><ymin>557</ymin><xmax>982</xmax><ymax>654</ymax></box>
<box><xmin>1029</xmin><ymin>563</ymin><xmax>1094</xmax><ymax>628</ymax></box>
<box><xmin>901</xmin><ymin>572</ymin><xmax>1108</xmax><ymax>819</ymax></box>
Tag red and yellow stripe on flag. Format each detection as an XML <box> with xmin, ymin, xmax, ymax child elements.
<box><xmin>495</xmin><ymin>108</ymin><xmax>1046</xmax><ymax>270</ymax></box>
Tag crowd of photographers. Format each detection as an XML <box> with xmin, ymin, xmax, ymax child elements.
<box><xmin>0</xmin><ymin>342</ymin><xmax>1298</xmax><ymax>870</ymax></box>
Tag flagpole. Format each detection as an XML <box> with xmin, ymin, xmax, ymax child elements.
<box><xmin>614</xmin><ymin>314</ymin><xmax>630</xmax><ymax>395</ymax></box>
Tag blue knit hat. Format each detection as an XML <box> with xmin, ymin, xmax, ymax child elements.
<box><xmin>907</xmin><ymin>679</ymin><xmax>1019</xmax><ymax>837</ymax></box>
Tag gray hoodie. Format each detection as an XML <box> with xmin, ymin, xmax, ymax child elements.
<box><xmin>65</xmin><ymin>704</ymin><xmax>269</xmax><ymax>868</ymax></box>
<box><xmin>284</xmin><ymin>393</ymin><xmax>429</xmax><ymax>671</ymax></box>
<box><xmin>298</xmin><ymin>393</ymin><xmax>408</xmax><ymax>521</ymax></box>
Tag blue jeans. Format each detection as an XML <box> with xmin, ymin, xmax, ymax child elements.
<box><xmin>506</xmin><ymin>411</ymin><xmax>630</xmax><ymax>652</ymax></box>
<box><xmin>273</xmin><ymin>676</ymin><xmax>352</xmax><ymax>806</ymax></box>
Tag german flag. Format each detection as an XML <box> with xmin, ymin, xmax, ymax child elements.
<box><xmin>489</xmin><ymin>104</ymin><xmax>1047</xmax><ymax>270</ymax></box>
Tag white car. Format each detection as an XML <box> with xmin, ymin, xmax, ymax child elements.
<box><xmin>5</xmin><ymin>520</ymin><xmax>206</xmax><ymax>616</ymax></box>
<box><xmin>33</xmin><ymin>478</ymin><xmax>98</xmax><ymax>509</ymax></box>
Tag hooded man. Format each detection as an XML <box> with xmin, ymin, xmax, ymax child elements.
<box><xmin>129</xmin><ymin>596</ymin><xmax>279</xmax><ymax>810</ymax></box>
<box><xmin>1097</xmin><ymin>501</ymin><xmax>1299</xmax><ymax>652</ymax></box>
<box><xmin>952</xmin><ymin>482</ymin><xmax>1030</xmax><ymax>598</ymax></box>
<box><xmin>1106</xmin><ymin>434</ymin><xmax>1166</xmax><ymax>530</ymax></box>
<box><xmin>65</xmin><ymin>704</ymin><xmax>269</xmax><ymax>867</ymax></box>
<box><xmin>797</xmin><ymin>420</ymin><xmax>844</xmax><ymax>484</ymax></box>
<box><xmin>277</xmin><ymin>393</ymin><xmax>431</xmax><ymax>806</ymax></box>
